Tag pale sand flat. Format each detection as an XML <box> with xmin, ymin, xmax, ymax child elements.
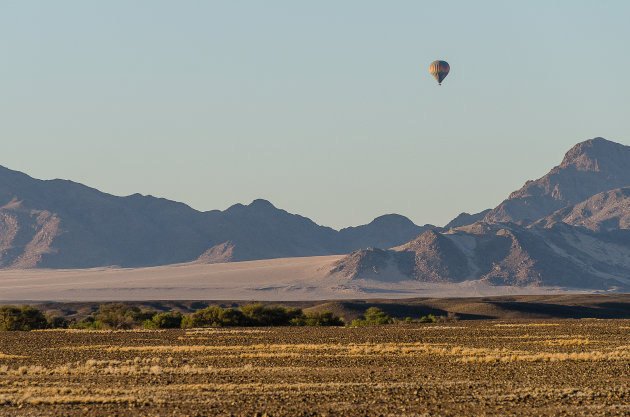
<box><xmin>0</xmin><ymin>255</ymin><xmax>583</xmax><ymax>302</ymax></box>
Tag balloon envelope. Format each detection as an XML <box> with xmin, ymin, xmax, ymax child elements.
<box><xmin>429</xmin><ymin>60</ymin><xmax>450</xmax><ymax>85</ymax></box>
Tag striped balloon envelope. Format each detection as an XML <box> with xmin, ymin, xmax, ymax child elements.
<box><xmin>429</xmin><ymin>60</ymin><xmax>450</xmax><ymax>85</ymax></box>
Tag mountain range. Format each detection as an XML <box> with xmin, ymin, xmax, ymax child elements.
<box><xmin>0</xmin><ymin>165</ymin><xmax>432</xmax><ymax>268</ymax></box>
<box><xmin>2</xmin><ymin>136</ymin><xmax>630</xmax><ymax>292</ymax></box>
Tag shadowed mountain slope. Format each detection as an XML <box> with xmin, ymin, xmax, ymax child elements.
<box><xmin>533</xmin><ymin>187</ymin><xmax>630</xmax><ymax>232</ymax></box>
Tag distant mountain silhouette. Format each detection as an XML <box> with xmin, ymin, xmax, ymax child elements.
<box><xmin>338</xmin><ymin>214</ymin><xmax>432</xmax><ymax>251</ymax></box>
<box><xmin>331</xmin><ymin>137</ymin><xmax>630</xmax><ymax>290</ymax></box>
<box><xmin>0</xmin><ymin>167</ymin><xmax>429</xmax><ymax>268</ymax></box>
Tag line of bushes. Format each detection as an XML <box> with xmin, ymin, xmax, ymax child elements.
<box><xmin>0</xmin><ymin>303</ymin><xmax>344</xmax><ymax>331</ymax></box>
<box><xmin>0</xmin><ymin>303</ymin><xmax>451</xmax><ymax>331</ymax></box>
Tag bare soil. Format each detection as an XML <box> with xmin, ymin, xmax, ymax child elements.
<box><xmin>2</xmin><ymin>320</ymin><xmax>630</xmax><ymax>416</ymax></box>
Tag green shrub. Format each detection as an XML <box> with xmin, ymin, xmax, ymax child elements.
<box><xmin>350</xmin><ymin>307</ymin><xmax>394</xmax><ymax>326</ymax></box>
<box><xmin>46</xmin><ymin>315</ymin><xmax>70</xmax><ymax>329</ymax></box>
<box><xmin>181</xmin><ymin>307</ymin><xmax>247</xmax><ymax>328</ymax></box>
<box><xmin>419</xmin><ymin>314</ymin><xmax>438</xmax><ymax>323</ymax></box>
<box><xmin>290</xmin><ymin>311</ymin><xmax>344</xmax><ymax>326</ymax></box>
<box><xmin>143</xmin><ymin>312</ymin><xmax>183</xmax><ymax>329</ymax></box>
<box><xmin>240</xmin><ymin>303</ymin><xmax>302</xmax><ymax>326</ymax></box>
<box><xmin>0</xmin><ymin>305</ymin><xmax>48</xmax><ymax>331</ymax></box>
<box><xmin>364</xmin><ymin>307</ymin><xmax>394</xmax><ymax>325</ymax></box>
<box><xmin>75</xmin><ymin>316</ymin><xmax>104</xmax><ymax>330</ymax></box>
<box><xmin>77</xmin><ymin>303</ymin><xmax>156</xmax><ymax>330</ymax></box>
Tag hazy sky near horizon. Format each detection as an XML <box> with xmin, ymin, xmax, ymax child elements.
<box><xmin>1</xmin><ymin>1</ymin><xmax>628</xmax><ymax>229</ymax></box>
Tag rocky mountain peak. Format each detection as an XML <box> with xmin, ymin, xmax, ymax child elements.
<box><xmin>248</xmin><ymin>199</ymin><xmax>276</xmax><ymax>209</ymax></box>
<box><xmin>226</xmin><ymin>199</ymin><xmax>277</xmax><ymax>213</ymax></box>
<box><xmin>559</xmin><ymin>137</ymin><xmax>630</xmax><ymax>172</ymax></box>
<box><xmin>368</xmin><ymin>214</ymin><xmax>415</xmax><ymax>227</ymax></box>
<box><xmin>483</xmin><ymin>137</ymin><xmax>630</xmax><ymax>225</ymax></box>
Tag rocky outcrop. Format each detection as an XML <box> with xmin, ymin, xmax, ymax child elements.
<box><xmin>329</xmin><ymin>247</ymin><xmax>413</xmax><ymax>281</ymax></box>
<box><xmin>195</xmin><ymin>241</ymin><xmax>235</xmax><ymax>264</ymax></box>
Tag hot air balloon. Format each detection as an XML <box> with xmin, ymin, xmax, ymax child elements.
<box><xmin>429</xmin><ymin>60</ymin><xmax>450</xmax><ymax>85</ymax></box>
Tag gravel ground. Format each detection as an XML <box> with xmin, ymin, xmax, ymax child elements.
<box><xmin>1</xmin><ymin>320</ymin><xmax>630</xmax><ymax>416</ymax></box>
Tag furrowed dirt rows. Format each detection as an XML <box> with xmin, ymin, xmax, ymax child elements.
<box><xmin>2</xmin><ymin>321</ymin><xmax>630</xmax><ymax>416</ymax></box>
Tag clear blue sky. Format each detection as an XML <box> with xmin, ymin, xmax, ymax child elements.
<box><xmin>1</xmin><ymin>1</ymin><xmax>628</xmax><ymax>228</ymax></box>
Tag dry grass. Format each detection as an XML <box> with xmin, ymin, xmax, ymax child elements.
<box><xmin>543</xmin><ymin>337</ymin><xmax>591</xmax><ymax>346</ymax></box>
<box><xmin>41</xmin><ymin>339</ymin><xmax>630</xmax><ymax>364</ymax></box>
<box><xmin>409</xmin><ymin>325</ymin><xmax>466</xmax><ymax>330</ymax></box>
<box><xmin>0</xmin><ymin>386</ymin><xmax>154</xmax><ymax>406</ymax></box>
<box><xmin>183</xmin><ymin>329</ymin><xmax>270</xmax><ymax>334</ymax></box>
<box><xmin>0</xmin><ymin>353</ymin><xmax>26</xmax><ymax>359</ymax></box>
<box><xmin>493</xmin><ymin>323</ymin><xmax>560</xmax><ymax>327</ymax></box>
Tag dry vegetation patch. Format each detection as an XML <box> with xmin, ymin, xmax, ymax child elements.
<box><xmin>0</xmin><ymin>352</ymin><xmax>25</xmax><ymax>359</ymax></box>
